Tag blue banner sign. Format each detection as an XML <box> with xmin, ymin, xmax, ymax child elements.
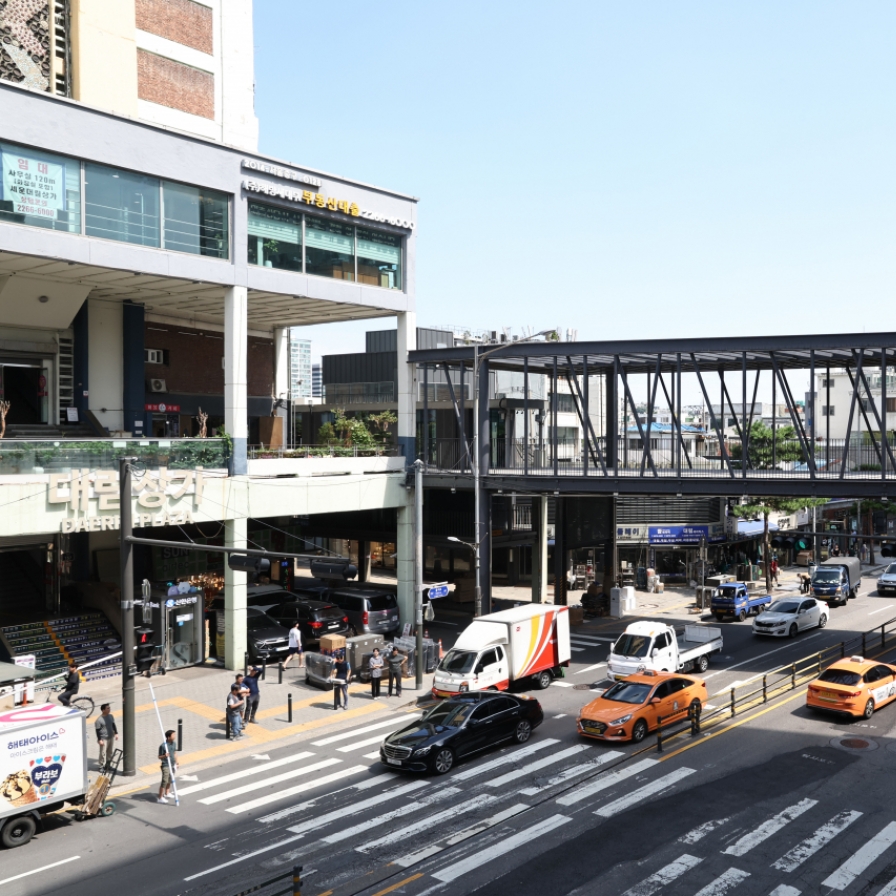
<box><xmin>649</xmin><ymin>525</ymin><xmax>718</xmax><ymax>545</ymax></box>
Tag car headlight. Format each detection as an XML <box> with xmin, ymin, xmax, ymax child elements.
<box><xmin>609</xmin><ymin>714</ymin><xmax>633</xmax><ymax>725</ymax></box>
<box><xmin>413</xmin><ymin>745</ymin><xmax>432</xmax><ymax>756</ymax></box>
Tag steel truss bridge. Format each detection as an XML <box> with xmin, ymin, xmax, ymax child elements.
<box><xmin>410</xmin><ymin>332</ymin><xmax>896</xmax><ymax>499</ymax></box>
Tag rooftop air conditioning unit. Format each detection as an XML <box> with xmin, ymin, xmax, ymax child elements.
<box><xmin>149</xmin><ymin>378</ymin><xmax>167</xmax><ymax>393</ymax></box>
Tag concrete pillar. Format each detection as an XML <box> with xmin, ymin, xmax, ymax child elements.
<box><xmin>72</xmin><ymin>301</ymin><xmax>89</xmax><ymax>417</ymax></box>
<box><xmin>225</xmin><ymin>286</ymin><xmax>248</xmax><ymax>474</ymax></box>
<box><xmin>224</xmin><ymin>517</ymin><xmax>247</xmax><ymax>672</ymax></box>
<box><xmin>531</xmin><ymin>496</ymin><xmax>549</xmax><ymax>603</ymax></box>
<box><xmin>122</xmin><ymin>301</ymin><xmax>145</xmax><ymax>438</ymax></box>
<box><xmin>478</xmin><ymin>360</ymin><xmax>492</xmax><ymax>614</ymax></box>
<box><xmin>553</xmin><ymin>497</ymin><xmax>567</xmax><ymax>606</ymax></box>
<box><xmin>358</xmin><ymin>540</ymin><xmax>371</xmax><ymax>582</ymax></box>
<box><xmin>395</xmin><ymin>312</ymin><xmax>417</xmax><ymax>628</ymax></box>
<box><xmin>274</xmin><ymin>327</ymin><xmax>290</xmax><ymax>447</ymax></box>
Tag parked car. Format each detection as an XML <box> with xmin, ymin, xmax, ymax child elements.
<box><xmin>244</xmin><ymin>608</ymin><xmax>291</xmax><ymax>664</ymax></box>
<box><xmin>577</xmin><ymin>671</ymin><xmax>706</xmax><ymax>743</ymax></box>
<box><xmin>877</xmin><ymin>563</ymin><xmax>896</xmax><ymax>596</ymax></box>
<box><xmin>807</xmin><ymin>657</ymin><xmax>896</xmax><ymax>719</ymax></box>
<box><xmin>268</xmin><ymin>599</ymin><xmax>350</xmax><ymax>645</ymax></box>
<box><xmin>328</xmin><ymin>587</ymin><xmax>401</xmax><ymax>636</ymax></box>
<box><xmin>380</xmin><ymin>691</ymin><xmax>544</xmax><ymax>774</ymax></box>
<box><xmin>752</xmin><ymin>598</ymin><xmax>828</xmax><ymax>638</ymax></box>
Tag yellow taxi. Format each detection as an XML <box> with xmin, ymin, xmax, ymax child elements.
<box><xmin>806</xmin><ymin>656</ymin><xmax>896</xmax><ymax>719</ymax></box>
<box><xmin>576</xmin><ymin>670</ymin><xmax>707</xmax><ymax>744</ymax></box>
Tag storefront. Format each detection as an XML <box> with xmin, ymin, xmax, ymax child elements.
<box><xmin>617</xmin><ymin>523</ymin><xmax>727</xmax><ymax>584</ymax></box>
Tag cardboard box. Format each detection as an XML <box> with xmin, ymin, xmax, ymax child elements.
<box><xmin>568</xmin><ymin>605</ymin><xmax>584</xmax><ymax>625</ymax></box>
<box><xmin>320</xmin><ymin>634</ymin><xmax>346</xmax><ymax>653</ymax></box>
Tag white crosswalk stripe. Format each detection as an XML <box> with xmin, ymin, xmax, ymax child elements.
<box><xmin>337</xmin><ymin>733</ymin><xmax>397</xmax><ymax>752</ymax></box>
<box><xmin>557</xmin><ymin>758</ymin><xmax>657</xmax><ymax>806</ymax></box>
<box><xmin>768</xmin><ymin>886</ymin><xmax>801</xmax><ymax>896</ymax></box>
<box><xmin>570</xmin><ymin>634</ymin><xmax>616</xmax><ymax>644</ymax></box>
<box><xmin>722</xmin><ymin>799</ymin><xmax>817</xmax><ymax>857</ymax></box>
<box><xmin>821</xmin><ymin>821</ymin><xmax>896</xmax><ymax>890</ymax></box>
<box><xmin>772</xmin><ymin>810</ymin><xmax>863</xmax><ymax>872</ymax></box>
<box><xmin>680</xmin><ymin>818</ymin><xmax>729</xmax><ymax>845</ymax></box>
<box><xmin>872</xmin><ymin>873</ymin><xmax>896</xmax><ymax>896</ymax></box>
<box><xmin>621</xmin><ymin>854</ymin><xmax>703</xmax><ymax>896</ymax></box>
<box><xmin>226</xmin><ymin>765</ymin><xmax>367</xmax><ymax>814</ymax></box>
<box><xmin>595</xmin><ymin>768</ymin><xmax>695</xmax><ymax>818</ymax></box>
<box><xmin>177</xmin><ymin>751</ymin><xmax>316</xmax><ymax>796</ymax></box>
<box><xmin>310</xmin><ymin>713</ymin><xmax>421</xmax><ymax>746</ymax></box>
<box><xmin>431</xmin><ymin>814</ymin><xmax>571</xmax><ymax>883</ymax></box>
<box><xmin>199</xmin><ymin>758</ymin><xmax>342</xmax><ymax>806</ymax></box>
<box><xmin>486</xmin><ymin>744</ymin><xmax>592</xmax><ymax>789</ymax></box>
<box><xmin>450</xmin><ymin>738</ymin><xmax>560</xmax><ymax>782</ymax></box>
<box><xmin>520</xmin><ymin>750</ymin><xmax>624</xmax><ymax>796</ymax></box>
<box><xmin>692</xmin><ymin>867</ymin><xmax>749</xmax><ymax>896</ymax></box>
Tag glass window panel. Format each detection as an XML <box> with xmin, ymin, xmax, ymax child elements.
<box><xmin>0</xmin><ymin>142</ymin><xmax>81</xmax><ymax>234</ymax></box>
<box><xmin>84</xmin><ymin>163</ymin><xmax>160</xmax><ymax>246</ymax></box>
<box><xmin>357</xmin><ymin>227</ymin><xmax>401</xmax><ymax>290</ymax></box>
<box><xmin>247</xmin><ymin>201</ymin><xmax>302</xmax><ymax>271</ymax></box>
<box><xmin>305</xmin><ymin>216</ymin><xmax>354</xmax><ymax>281</ymax></box>
<box><xmin>162</xmin><ymin>181</ymin><xmax>229</xmax><ymax>259</ymax></box>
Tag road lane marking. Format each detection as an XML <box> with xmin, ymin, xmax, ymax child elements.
<box><xmin>871</xmin><ymin>872</ymin><xmax>896</xmax><ymax>895</ymax></box>
<box><xmin>0</xmin><ymin>856</ymin><xmax>80</xmax><ymax>885</ymax></box>
<box><xmin>571</xmin><ymin>647</ymin><xmax>586</xmax><ymax>653</ymax></box>
<box><xmin>311</xmin><ymin>714</ymin><xmax>421</xmax><ymax>746</ymax></box>
<box><xmin>337</xmin><ymin>733</ymin><xmax>403</xmax><ymax>752</ymax></box>
<box><xmin>450</xmin><ymin>738</ymin><xmax>560</xmax><ymax>782</ymax></box>
<box><xmin>692</xmin><ymin>868</ymin><xmax>749</xmax><ymax>896</ymax></box>
<box><xmin>680</xmin><ymin>817</ymin><xmax>729</xmax><ymax>844</ymax></box>
<box><xmin>520</xmin><ymin>750</ymin><xmax>624</xmax><ymax>795</ymax></box>
<box><xmin>596</xmin><ymin>768</ymin><xmax>695</xmax><ymax>817</ymax></box>
<box><xmin>553</xmin><ymin>713</ymin><xmax>568</xmax><ymax>718</ymax></box>
<box><xmin>723</xmin><ymin>799</ymin><xmax>817</xmax><ymax>856</ymax></box>
<box><xmin>821</xmin><ymin>821</ymin><xmax>896</xmax><ymax>889</ymax></box>
<box><xmin>363</xmin><ymin>750</ymin><xmax>380</xmax><ymax>759</ymax></box>
<box><xmin>768</xmin><ymin>886</ymin><xmax>801</xmax><ymax>896</ymax></box>
<box><xmin>431</xmin><ymin>814</ymin><xmax>571</xmax><ymax>883</ymax></box>
<box><xmin>257</xmin><ymin>775</ymin><xmax>408</xmax><ymax>823</ymax></box>
<box><xmin>184</xmin><ymin>834</ymin><xmax>307</xmax><ymax>880</ymax></box>
<box><xmin>485</xmin><ymin>744</ymin><xmax>592</xmax><ymax>788</ymax></box>
<box><xmin>551</xmin><ymin>681</ymin><xmax>574</xmax><ymax>687</ymax></box>
<box><xmin>370</xmin><ymin>875</ymin><xmax>424</xmax><ymax>896</ymax></box>
<box><xmin>869</xmin><ymin>605</ymin><xmax>895</xmax><ymax>615</ymax></box>
<box><xmin>226</xmin><ymin>765</ymin><xmax>367</xmax><ymax>814</ymax></box>
<box><xmin>177</xmin><ymin>752</ymin><xmax>316</xmax><ymax>795</ymax></box>
<box><xmin>621</xmin><ymin>854</ymin><xmax>703</xmax><ymax>896</ymax></box>
<box><xmin>199</xmin><ymin>758</ymin><xmax>341</xmax><ymax>805</ymax></box>
<box><xmin>772</xmin><ymin>810</ymin><xmax>863</xmax><ymax>871</ymax></box>
<box><xmin>575</xmin><ymin>662</ymin><xmax>607</xmax><ymax>675</ymax></box>
<box><xmin>557</xmin><ymin>758</ymin><xmax>657</xmax><ymax>806</ymax></box>
<box><xmin>702</xmin><ymin>633</ymin><xmax>825</xmax><ymax>680</ymax></box>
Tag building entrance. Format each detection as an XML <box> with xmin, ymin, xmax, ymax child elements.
<box><xmin>1</xmin><ymin>365</ymin><xmax>47</xmax><ymax>425</ymax></box>
<box><xmin>0</xmin><ymin>545</ymin><xmax>49</xmax><ymax>624</ymax></box>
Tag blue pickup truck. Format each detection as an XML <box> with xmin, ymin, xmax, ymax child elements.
<box><xmin>711</xmin><ymin>582</ymin><xmax>773</xmax><ymax>621</ymax></box>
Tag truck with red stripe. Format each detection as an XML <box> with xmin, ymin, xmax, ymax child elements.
<box><xmin>432</xmin><ymin>604</ymin><xmax>571</xmax><ymax>697</ymax></box>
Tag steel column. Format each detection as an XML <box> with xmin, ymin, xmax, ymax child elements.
<box><xmin>839</xmin><ymin>352</ymin><xmax>863</xmax><ymax>479</ymax></box>
<box><xmin>523</xmin><ymin>356</ymin><xmax>529</xmax><ymax>476</ymax></box>
<box><xmin>691</xmin><ymin>353</ymin><xmax>735</xmax><ymax>478</ymax></box>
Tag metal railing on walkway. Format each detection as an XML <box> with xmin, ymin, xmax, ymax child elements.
<box><xmin>218</xmin><ymin>865</ymin><xmax>302</xmax><ymax>896</ymax></box>
<box><xmin>248</xmin><ymin>443</ymin><xmax>402</xmax><ymax>459</ymax></box>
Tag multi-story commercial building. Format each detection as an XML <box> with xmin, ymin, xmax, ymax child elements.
<box><xmin>288</xmin><ymin>334</ymin><xmax>311</xmax><ymax>402</ymax></box>
<box><xmin>311</xmin><ymin>362</ymin><xmax>322</xmax><ymax>399</ymax></box>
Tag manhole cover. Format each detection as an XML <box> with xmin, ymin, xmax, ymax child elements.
<box><xmin>830</xmin><ymin>736</ymin><xmax>879</xmax><ymax>752</ymax></box>
<box><xmin>640</xmin><ymin>603</ymin><xmax>659</xmax><ymax>609</ymax></box>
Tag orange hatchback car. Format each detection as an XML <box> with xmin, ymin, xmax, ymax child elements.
<box><xmin>577</xmin><ymin>671</ymin><xmax>707</xmax><ymax>743</ymax></box>
<box><xmin>807</xmin><ymin>657</ymin><xmax>896</xmax><ymax>719</ymax></box>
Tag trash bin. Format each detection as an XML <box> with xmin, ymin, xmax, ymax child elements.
<box><xmin>610</xmin><ymin>587</ymin><xmax>624</xmax><ymax>618</ymax></box>
<box><xmin>305</xmin><ymin>652</ymin><xmax>336</xmax><ymax>690</ymax></box>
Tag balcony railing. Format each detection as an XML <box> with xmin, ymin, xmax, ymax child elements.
<box><xmin>0</xmin><ymin>438</ymin><xmax>228</xmax><ymax>474</ymax></box>
<box><xmin>248</xmin><ymin>443</ymin><xmax>403</xmax><ymax>459</ymax></box>
<box><xmin>323</xmin><ymin>382</ymin><xmax>395</xmax><ymax>404</ymax></box>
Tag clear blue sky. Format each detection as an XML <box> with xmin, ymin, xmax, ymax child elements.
<box><xmin>254</xmin><ymin>1</ymin><xmax>896</xmax><ymax>361</ymax></box>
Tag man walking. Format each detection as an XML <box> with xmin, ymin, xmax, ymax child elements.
<box><xmin>227</xmin><ymin>683</ymin><xmax>245</xmax><ymax>739</ymax></box>
<box><xmin>243</xmin><ymin>666</ymin><xmax>261</xmax><ymax>724</ymax></box>
<box><xmin>58</xmin><ymin>661</ymin><xmax>80</xmax><ymax>707</ymax></box>
<box><xmin>387</xmin><ymin>647</ymin><xmax>404</xmax><ymax>698</ymax></box>
<box><xmin>283</xmin><ymin>621</ymin><xmax>303</xmax><ymax>669</ymax></box>
<box><xmin>158</xmin><ymin>729</ymin><xmax>177</xmax><ymax>804</ymax></box>
<box><xmin>331</xmin><ymin>651</ymin><xmax>351</xmax><ymax>711</ymax></box>
<box><xmin>95</xmin><ymin>703</ymin><xmax>118</xmax><ymax>770</ymax></box>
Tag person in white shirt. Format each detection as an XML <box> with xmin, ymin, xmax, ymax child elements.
<box><xmin>282</xmin><ymin>621</ymin><xmax>304</xmax><ymax>669</ymax></box>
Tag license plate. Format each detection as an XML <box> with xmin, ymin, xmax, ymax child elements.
<box><xmin>391</xmin><ymin>616</ymin><xmax>398</xmax><ymax>622</ymax></box>
<box><xmin>821</xmin><ymin>691</ymin><xmax>837</xmax><ymax>699</ymax></box>
<box><xmin>386</xmin><ymin>757</ymin><xmax>402</xmax><ymax>766</ymax></box>
<box><xmin>328</xmin><ymin>624</ymin><xmax>339</xmax><ymax>629</ymax></box>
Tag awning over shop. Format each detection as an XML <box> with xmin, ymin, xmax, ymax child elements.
<box><xmin>737</xmin><ymin>520</ymin><xmax>779</xmax><ymax>538</ymax></box>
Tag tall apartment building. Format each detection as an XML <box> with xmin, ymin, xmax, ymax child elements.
<box><xmin>288</xmin><ymin>334</ymin><xmax>311</xmax><ymax>401</ymax></box>
<box><xmin>0</xmin><ymin>0</ymin><xmax>258</xmax><ymax>149</ymax></box>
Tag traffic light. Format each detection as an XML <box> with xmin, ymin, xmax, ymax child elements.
<box><xmin>228</xmin><ymin>554</ymin><xmax>271</xmax><ymax>574</ymax></box>
<box><xmin>310</xmin><ymin>559</ymin><xmax>358</xmax><ymax>580</ymax></box>
<box><xmin>135</xmin><ymin>626</ymin><xmax>155</xmax><ymax>673</ymax></box>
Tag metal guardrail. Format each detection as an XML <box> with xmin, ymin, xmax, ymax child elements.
<box><xmin>653</xmin><ymin>614</ymin><xmax>896</xmax><ymax>753</ymax></box>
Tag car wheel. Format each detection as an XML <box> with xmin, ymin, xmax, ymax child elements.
<box><xmin>818</xmin><ymin>614</ymin><xmax>828</xmax><ymax>629</ymax></box>
<box><xmin>1</xmin><ymin>815</ymin><xmax>36</xmax><ymax>848</ymax></box>
<box><xmin>534</xmin><ymin>670</ymin><xmax>553</xmax><ymax>690</ymax></box>
<box><xmin>351</xmin><ymin>626</ymin><xmax>359</xmax><ymax>637</ymax></box>
<box><xmin>696</xmin><ymin>654</ymin><xmax>709</xmax><ymax>673</ymax></box>
<box><xmin>631</xmin><ymin>719</ymin><xmax>649</xmax><ymax>744</ymax></box>
<box><xmin>514</xmin><ymin>720</ymin><xmax>532</xmax><ymax>743</ymax></box>
<box><xmin>788</xmin><ymin>623</ymin><xmax>798</xmax><ymax>638</ymax></box>
<box><xmin>431</xmin><ymin>747</ymin><xmax>455</xmax><ymax>775</ymax></box>
<box><xmin>738</xmin><ymin>610</ymin><xmax>747</xmax><ymax>622</ymax></box>
<box><xmin>864</xmin><ymin>698</ymin><xmax>875</xmax><ymax>719</ymax></box>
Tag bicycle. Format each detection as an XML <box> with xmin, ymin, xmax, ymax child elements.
<box><xmin>43</xmin><ymin>682</ymin><xmax>95</xmax><ymax>719</ymax></box>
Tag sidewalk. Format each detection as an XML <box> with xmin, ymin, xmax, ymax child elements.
<box><xmin>76</xmin><ymin>661</ymin><xmax>426</xmax><ymax>798</ymax></box>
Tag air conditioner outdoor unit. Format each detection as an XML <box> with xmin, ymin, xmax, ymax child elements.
<box><xmin>149</xmin><ymin>379</ymin><xmax>167</xmax><ymax>393</ymax></box>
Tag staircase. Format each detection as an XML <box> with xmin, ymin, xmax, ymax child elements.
<box><xmin>6</xmin><ymin>422</ymin><xmax>102</xmax><ymax>440</ymax></box>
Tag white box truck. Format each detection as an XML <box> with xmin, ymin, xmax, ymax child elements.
<box><xmin>432</xmin><ymin>604</ymin><xmax>571</xmax><ymax>696</ymax></box>
<box><xmin>0</xmin><ymin>703</ymin><xmax>88</xmax><ymax>848</ymax></box>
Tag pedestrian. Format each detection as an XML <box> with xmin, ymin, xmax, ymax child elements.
<box><xmin>369</xmin><ymin>648</ymin><xmax>383</xmax><ymax>699</ymax></box>
<box><xmin>387</xmin><ymin>647</ymin><xmax>404</xmax><ymax>698</ymax></box>
<box><xmin>770</xmin><ymin>558</ymin><xmax>780</xmax><ymax>585</ymax></box>
<box><xmin>243</xmin><ymin>666</ymin><xmax>261</xmax><ymax>723</ymax></box>
<box><xmin>57</xmin><ymin>661</ymin><xmax>79</xmax><ymax>707</ymax></box>
<box><xmin>227</xmin><ymin>683</ymin><xmax>245</xmax><ymax>739</ymax></box>
<box><xmin>158</xmin><ymin>729</ymin><xmax>177</xmax><ymax>804</ymax></box>
<box><xmin>95</xmin><ymin>703</ymin><xmax>118</xmax><ymax>770</ymax></box>
<box><xmin>282</xmin><ymin>621</ymin><xmax>304</xmax><ymax>669</ymax></box>
<box><xmin>331</xmin><ymin>651</ymin><xmax>351</xmax><ymax>711</ymax></box>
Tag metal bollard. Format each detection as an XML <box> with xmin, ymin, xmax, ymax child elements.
<box><xmin>883</xmin><ymin>624</ymin><xmax>887</xmax><ymax>649</ymax></box>
<box><xmin>244</xmin><ymin>652</ymin><xmax>248</xmax><ymax>677</ymax></box>
<box><xmin>292</xmin><ymin>864</ymin><xmax>303</xmax><ymax>896</ymax></box>
<box><xmin>288</xmin><ymin>692</ymin><xmax>293</xmax><ymax>723</ymax></box>
<box><xmin>791</xmin><ymin>663</ymin><xmax>796</xmax><ymax>689</ymax></box>
<box><xmin>177</xmin><ymin>718</ymin><xmax>183</xmax><ymax>752</ymax></box>
<box><xmin>762</xmin><ymin>674</ymin><xmax>767</xmax><ymax>703</ymax></box>
<box><xmin>730</xmin><ymin>687</ymin><xmax>736</xmax><ymax>717</ymax></box>
<box><xmin>225</xmin><ymin>712</ymin><xmax>231</xmax><ymax>740</ymax></box>
<box><xmin>656</xmin><ymin>716</ymin><xmax>664</xmax><ymax>753</ymax></box>
<box><xmin>261</xmin><ymin>659</ymin><xmax>267</xmax><ymax>681</ymax></box>
<box><xmin>279</xmin><ymin>662</ymin><xmax>284</xmax><ymax>685</ymax></box>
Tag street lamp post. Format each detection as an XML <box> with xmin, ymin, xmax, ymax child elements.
<box><xmin>469</xmin><ymin>330</ymin><xmax>556</xmax><ymax>617</ymax></box>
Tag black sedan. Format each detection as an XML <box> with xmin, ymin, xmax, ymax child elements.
<box><xmin>380</xmin><ymin>691</ymin><xmax>544</xmax><ymax>775</ymax></box>
<box><xmin>269</xmin><ymin>599</ymin><xmax>350</xmax><ymax>645</ymax></box>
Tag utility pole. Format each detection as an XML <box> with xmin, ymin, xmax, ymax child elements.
<box><xmin>119</xmin><ymin>457</ymin><xmax>138</xmax><ymax>776</ymax></box>
<box><xmin>414</xmin><ymin>458</ymin><xmax>424</xmax><ymax>690</ymax></box>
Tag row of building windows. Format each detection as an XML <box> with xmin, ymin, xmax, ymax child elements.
<box><xmin>247</xmin><ymin>202</ymin><xmax>402</xmax><ymax>289</ymax></box>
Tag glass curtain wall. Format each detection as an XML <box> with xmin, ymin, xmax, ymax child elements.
<box><xmin>162</xmin><ymin>181</ymin><xmax>229</xmax><ymax>258</ymax></box>
<box><xmin>305</xmin><ymin>217</ymin><xmax>355</xmax><ymax>280</ymax></box>
<box><xmin>247</xmin><ymin>202</ymin><xmax>302</xmax><ymax>270</ymax></box>
<box><xmin>0</xmin><ymin>142</ymin><xmax>81</xmax><ymax>233</ymax></box>
<box><xmin>357</xmin><ymin>228</ymin><xmax>401</xmax><ymax>289</ymax></box>
<box><xmin>85</xmin><ymin>163</ymin><xmax>160</xmax><ymax>246</ymax></box>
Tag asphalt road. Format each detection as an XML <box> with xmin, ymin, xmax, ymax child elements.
<box><xmin>5</xmin><ymin>586</ymin><xmax>896</xmax><ymax>896</ymax></box>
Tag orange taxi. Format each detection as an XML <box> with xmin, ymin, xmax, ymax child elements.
<box><xmin>576</xmin><ymin>670</ymin><xmax>707</xmax><ymax>744</ymax></box>
<box><xmin>806</xmin><ymin>656</ymin><xmax>896</xmax><ymax>719</ymax></box>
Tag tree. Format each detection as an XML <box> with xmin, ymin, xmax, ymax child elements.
<box><xmin>367</xmin><ymin>410</ymin><xmax>397</xmax><ymax>444</ymax></box>
<box><xmin>317</xmin><ymin>421</ymin><xmax>336</xmax><ymax>444</ymax></box>
<box><xmin>728</xmin><ymin>421</ymin><xmax>804</xmax><ymax>469</ymax></box>
<box><xmin>732</xmin><ymin>497</ymin><xmax>829</xmax><ymax>593</ymax></box>
<box><xmin>331</xmin><ymin>409</ymin><xmax>376</xmax><ymax>449</ymax></box>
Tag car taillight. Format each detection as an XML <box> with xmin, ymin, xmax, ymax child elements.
<box><xmin>310</xmin><ymin>621</ymin><xmax>323</xmax><ymax>629</ymax></box>
<box><xmin>362</xmin><ymin>610</ymin><xmax>369</xmax><ymax>625</ymax></box>
<box><xmin>343</xmin><ymin>616</ymin><xmax>349</xmax><ymax>624</ymax></box>
<box><xmin>850</xmin><ymin>690</ymin><xmax>863</xmax><ymax>698</ymax></box>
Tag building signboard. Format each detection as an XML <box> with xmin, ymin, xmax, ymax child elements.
<box><xmin>648</xmin><ymin>524</ymin><xmax>725</xmax><ymax>545</ymax></box>
<box><xmin>1</xmin><ymin>149</ymin><xmax>66</xmax><ymax>220</ymax></box>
